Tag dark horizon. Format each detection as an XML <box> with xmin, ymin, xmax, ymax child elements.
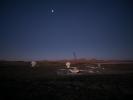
<box><xmin>1</xmin><ymin>0</ymin><xmax>133</xmax><ymax>61</ymax></box>
<box><xmin>1</xmin><ymin>57</ymin><xmax>133</xmax><ymax>62</ymax></box>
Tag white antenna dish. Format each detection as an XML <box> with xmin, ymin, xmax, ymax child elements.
<box><xmin>31</xmin><ymin>61</ymin><xmax>37</xmax><ymax>67</ymax></box>
<box><xmin>66</xmin><ymin>62</ymin><xmax>71</xmax><ymax>68</ymax></box>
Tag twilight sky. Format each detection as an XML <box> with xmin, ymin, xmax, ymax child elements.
<box><xmin>1</xmin><ymin>0</ymin><xmax>133</xmax><ymax>60</ymax></box>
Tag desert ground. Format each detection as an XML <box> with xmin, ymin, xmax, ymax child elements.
<box><xmin>0</xmin><ymin>60</ymin><xmax>133</xmax><ymax>100</ymax></box>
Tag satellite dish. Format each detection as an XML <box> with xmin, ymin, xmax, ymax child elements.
<box><xmin>66</xmin><ymin>62</ymin><xmax>71</xmax><ymax>68</ymax></box>
<box><xmin>31</xmin><ymin>61</ymin><xmax>37</xmax><ymax>67</ymax></box>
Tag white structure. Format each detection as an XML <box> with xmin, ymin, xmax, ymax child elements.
<box><xmin>66</xmin><ymin>62</ymin><xmax>79</xmax><ymax>74</ymax></box>
<box><xmin>66</xmin><ymin>62</ymin><xmax>71</xmax><ymax>68</ymax></box>
<box><xmin>31</xmin><ymin>61</ymin><xmax>37</xmax><ymax>67</ymax></box>
<box><xmin>69</xmin><ymin>67</ymin><xmax>79</xmax><ymax>74</ymax></box>
<box><xmin>57</xmin><ymin>62</ymin><xmax>80</xmax><ymax>75</ymax></box>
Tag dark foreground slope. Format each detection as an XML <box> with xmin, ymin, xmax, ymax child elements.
<box><xmin>0</xmin><ymin>61</ymin><xmax>133</xmax><ymax>100</ymax></box>
<box><xmin>0</xmin><ymin>73</ymin><xmax>133</xmax><ymax>100</ymax></box>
